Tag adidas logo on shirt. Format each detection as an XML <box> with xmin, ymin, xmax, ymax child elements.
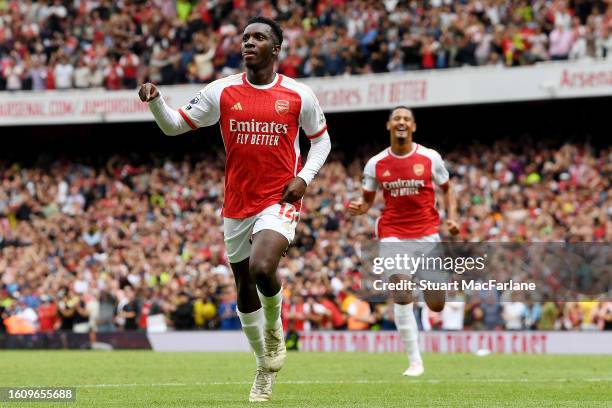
<box><xmin>231</xmin><ymin>102</ymin><xmax>243</xmax><ymax>111</ymax></box>
<box><xmin>383</xmin><ymin>170</ymin><xmax>391</xmax><ymax>177</ymax></box>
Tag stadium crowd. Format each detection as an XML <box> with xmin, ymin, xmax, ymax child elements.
<box><xmin>2</xmin><ymin>0</ymin><xmax>612</xmax><ymax>91</ymax></box>
<box><xmin>1</xmin><ymin>138</ymin><xmax>610</xmax><ymax>334</ymax></box>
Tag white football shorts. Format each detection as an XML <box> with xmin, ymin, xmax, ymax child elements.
<box><xmin>380</xmin><ymin>233</ymin><xmax>441</xmax><ymax>244</ymax></box>
<box><xmin>378</xmin><ymin>233</ymin><xmax>447</xmax><ymax>283</ymax></box>
<box><xmin>223</xmin><ymin>203</ymin><xmax>299</xmax><ymax>263</ymax></box>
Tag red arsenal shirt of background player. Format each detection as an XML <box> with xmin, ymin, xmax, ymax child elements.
<box><xmin>348</xmin><ymin>106</ymin><xmax>459</xmax><ymax>239</ymax></box>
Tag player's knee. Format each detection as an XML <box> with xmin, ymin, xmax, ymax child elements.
<box><xmin>428</xmin><ymin>300</ymin><xmax>445</xmax><ymax>312</ymax></box>
<box><xmin>393</xmin><ymin>298</ymin><xmax>411</xmax><ymax>305</ymax></box>
<box><xmin>425</xmin><ymin>290</ymin><xmax>445</xmax><ymax>312</ymax></box>
<box><xmin>250</xmin><ymin>259</ymin><xmax>275</xmax><ymax>282</ymax></box>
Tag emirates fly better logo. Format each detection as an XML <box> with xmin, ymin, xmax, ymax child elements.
<box><xmin>230</xmin><ymin>118</ymin><xmax>288</xmax><ymax>146</ymax></box>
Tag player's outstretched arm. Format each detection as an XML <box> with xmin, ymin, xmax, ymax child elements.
<box><xmin>138</xmin><ymin>83</ymin><xmax>192</xmax><ymax>136</ymax></box>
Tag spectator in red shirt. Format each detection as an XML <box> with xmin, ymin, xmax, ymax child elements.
<box><xmin>46</xmin><ymin>63</ymin><xmax>56</xmax><ymax>90</ymax></box>
<box><xmin>37</xmin><ymin>296</ymin><xmax>59</xmax><ymax>333</ymax></box>
<box><xmin>421</xmin><ymin>37</ymin><xmax>436</xmax><ymax>69</ymax></box>
<box><xmin>287</xmin><ymin>294</ymin><xmax>306</xmax><ymax>332</ymax></box>
<box><xmin>104</xmin><ymin>58</ymin><xmax>124</xmax><ymax>90</ymax></box>
<box><xmin>119</xmin><ymin>49</ymin><xmax>140</xmax><ymax>89</ymax></box>
<box><xmin>279</xmin><ymin>48</ymin><xmax>303</xmax><ymax>78</ymax></box>
<box><xmin>320</xmin><ymin>293</ymin><xmax>346</xmax><ymax>330</ymax></box>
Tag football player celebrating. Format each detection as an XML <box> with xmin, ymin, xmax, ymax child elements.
<box><xmin>348</xmin><ymin>106</ymin><xmax>458</xmax><ymax>377</ymax></box>
<box><xmin>139</xmin><ymin>16</ymin><xmax>331</xmax><ymax>402</ymax></box>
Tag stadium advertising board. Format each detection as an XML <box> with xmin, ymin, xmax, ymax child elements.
<box><xmin>0</xmin><ymin>332</ymin><xmax>151</xmax><ymax>350</ymax></box>
<box><xmin>145</xmin><ymin>331</ymin><xmax>612</xmax><ymax>354</ymax></box>
<box><xmin>3</xmin><ymin>331</ymin><xmax>610</xmax><ymax>354</ymax></box>
<box><xmin>1</xmin><ymin>60</ymin><xmax>611</xmax><ymax>126</ymax></box>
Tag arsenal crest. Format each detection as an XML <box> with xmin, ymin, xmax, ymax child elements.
<box><xmin>413</xmin><ymin>163</ymin><xmax>424</xmax><ymax>176</ymax></box>
<box><xmin>275</xmin><ymin>100</ymin><xmax>290</xmax><ymax>115</ymax></box>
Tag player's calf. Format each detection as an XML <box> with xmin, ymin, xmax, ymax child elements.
<box><xmin>250</xmin><ymin>230</ymin><xmax>289</xmax><ymax>372</ymax></box>
<box><xmin>394</xmin><ymin>302</ymin><xmax>423</xmax><ymax>375</ymax></box>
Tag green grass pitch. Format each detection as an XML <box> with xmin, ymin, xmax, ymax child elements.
<box><xmin>1</xmin><ymin>351</ymin><xmax>611</xmax><ymax>407</ymax></box>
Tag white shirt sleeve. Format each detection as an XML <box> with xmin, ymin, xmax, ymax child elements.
<box><xmin>177</xmin><ymin>82</ymin><xmax>222</xmax><ymax>129</ymax></box>
<box><xmin>431</xmin><ymin>150</ymin><xmax>450</xmax><ymax>186</ymax></box>
<box><xmin>294</xmin><ymin>83</ymin><xmax>329</xmax><ymax>184</ymax></box>
<box><xmin>363</xmin><ymin>157</ymin><xmax>378</xmax><ymax>192</ymax></box>
<box><xmin>148</xmin><ymin>94</ymin><xmax>192</xmax><ymax>136</ymax></box>
<box><xmin>296</xmin><ymin>131</ymin><xmax>331</xmax><ymax>185</ymax></box>
<box><xmin>299</xmin><ymin>85</ymin><xmax>327</xmax><ymax>140</ymax></box>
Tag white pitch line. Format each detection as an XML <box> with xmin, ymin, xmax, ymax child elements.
<box><xmin>61</xmin><ymin>378</ymin><xmax>612</xmax><ymax>388</ymax></box>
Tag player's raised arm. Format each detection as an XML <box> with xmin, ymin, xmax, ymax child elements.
<box><xmin>138</xmin><ymin>81</ymin><xmax>221</xmax><ymax>136</ymax></box>
<box><xmin>138</xmin><ymin>83</ymin><xmax>191</xmax><ymax>136</ymax></box>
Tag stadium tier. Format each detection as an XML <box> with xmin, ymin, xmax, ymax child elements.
<box><xmin>2</xmin><ymin>0</ymin><xmax>612</xmax><ymax>92</ymax></box>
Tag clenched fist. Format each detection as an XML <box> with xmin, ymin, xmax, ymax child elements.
<box><xmin>445</xmin><ymin>219</ymin><xmax>460</xmax><ymax>236</ymax></box>
<box><xmin>347</xmin><ymin>198</ymin><xmax>368</xmax><ymax>216</ymax></box>
<box><xmin>279</xmin><ymin>177</ymin><xmax>307</xmax><ymax>204</ymax></box>
<box><xmin>138</xmin><ymin>83</ymin><xmax>160</xmax><ymax>102</ymax></box>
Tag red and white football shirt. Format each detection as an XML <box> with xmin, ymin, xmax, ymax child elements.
<box><xmin>363</xmin><ymin>143</ymin><xmax>449</xmax><ymax>239</ymax></box>
<box><xmin>178</xmin><ymin>73</ymin><xmax>327</xmax><ymax>218</ymax></box>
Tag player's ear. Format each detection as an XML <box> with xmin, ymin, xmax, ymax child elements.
<box><xmin>272</xmin><ymin>44</ymin><xmax>280</xmax><ymax>57</ymax></box>
<box><xmin>412</xmin><ymin>122</ymin><xmax>417</xmax><ymax>133</ymax></box>
<box><xmin>386</xmin><ymin>121</ymin><xmax>391</xmax><ymax>131</ymax></box>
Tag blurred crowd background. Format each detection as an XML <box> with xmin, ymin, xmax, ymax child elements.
<box><xmin>0</xmin><ymin>0</ymin><xmax>610</xmax><ymax>336</ymax></box>
<box><xmin>1</xmin><ymin>137</ymin><xmax>610</xmax><ymax>334</ymax></box>
<box><xmin>2</xmin><ymin>0</ymin><xmax>612</xmax><ymax>91</ymax></box>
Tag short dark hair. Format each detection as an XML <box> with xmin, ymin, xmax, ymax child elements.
<box><xmin>389</xmin><ymin>106</ymin><xmax>414</xmax><ymax>120</ymax></box>
<box><xmin>246</xmin><ymin>16</ymin><xmax>283</xmax><ymax>46</ymax></box>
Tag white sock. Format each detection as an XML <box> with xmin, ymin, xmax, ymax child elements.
<box><xmin>394</xmin><ymin>303</ymin><xmax>423</xmax><ymax>365</ymax></box>
<box><xmin>238</xmin><ymin>308</ymin><xmax>265</xmax><ymax>367</ymax></box>
<box><xmin>257</xmin><ymin>287</ymin><xmax>282</xmax><ymax>331</ymax></box>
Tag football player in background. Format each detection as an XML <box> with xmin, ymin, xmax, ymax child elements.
<box><xmin>349</xmin><ymin>106</ymin><xmax>458</xmax><ymax>376</ymax></box>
